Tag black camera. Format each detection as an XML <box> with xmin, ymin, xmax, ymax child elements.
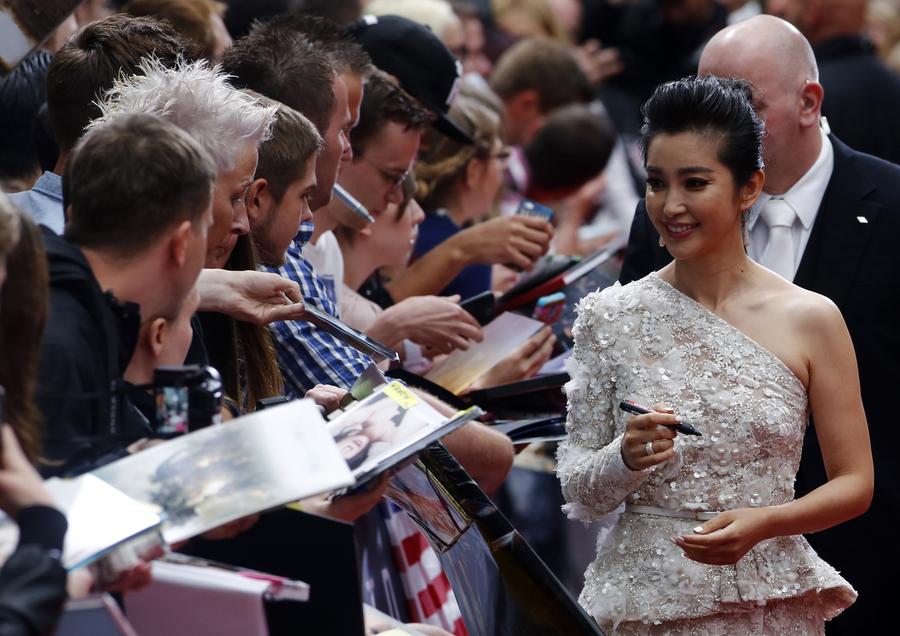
<box><xmin>151</xmin><ymin>365</ymin><xmax>223</xmax><ymax>435</ymax></box>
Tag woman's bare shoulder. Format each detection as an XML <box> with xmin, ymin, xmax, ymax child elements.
<box><xmin>772</xmin><ymin>281</ymin><xmax>846</xmax><ymax>336</ymax></box>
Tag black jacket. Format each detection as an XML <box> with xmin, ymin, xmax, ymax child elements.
<box><xmin>0</xmin><ymin>506</ymin><xmax>68</xmax><ymax>636</ymax></box>
<box><xmin>619</xmin><ymin>135</ymin><xmax>900</xmax><ymax>632</ymax></box>
<box><xmin>817</xmin><ymin>36</ymin><xmax>900</xmax><ymax>166</ymax></box>
<box><xmin>36</xmin><ymin>228</ymin><xmax>146</xmax><ymax>477</ymax></box>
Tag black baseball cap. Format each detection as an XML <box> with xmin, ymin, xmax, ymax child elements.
<box><xmin>346</xmin><ymin>14</ymin><xmax>474</xmax><ymax>145</ymax></box>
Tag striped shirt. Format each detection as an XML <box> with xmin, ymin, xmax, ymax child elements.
<box><xmin>265</xmin><ymin>223</ymin><xmax>371</xmax><ymax>396</ymax></box>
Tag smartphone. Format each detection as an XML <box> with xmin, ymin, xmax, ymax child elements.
<box><xmin>532</xmin><ymin>292</ymin><xmax>566</xmax><ymax>325</ymax></box>
<box><xmin>302</xmin><ymin>303</ymin><xmax>399</xmax><ymax>363</ymax></box>
<box><xmin>459</xmin><ymin>290</ymin><xmax>496</xmax><ymax>326</ymax></box>
<box><xmin>515</xmin><ymin>198</ymin><xmax>554</xmax><ymax>221</ymax></box>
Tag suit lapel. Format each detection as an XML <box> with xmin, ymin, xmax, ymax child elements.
<box><xmin>794</xmin><ymin>136</ymin><xmax>881</xmax><ymax>307</ymax></box>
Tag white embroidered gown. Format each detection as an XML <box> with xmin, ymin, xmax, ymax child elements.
<box><xmin>557</xmin><ymin>273</ymin><xmax>855</xmax><ymax>635</ymax></box>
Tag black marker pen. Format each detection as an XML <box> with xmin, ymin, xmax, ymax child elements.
<box><xmin>619</xmin><ymin>400</ymin><xmax>702</xmax><ymax>436</ymax></box>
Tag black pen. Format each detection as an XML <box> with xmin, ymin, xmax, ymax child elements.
<box><xmin>619</xmin><ymin>400</ymin><xmax>702</xmax><ymax>436</ymax></box>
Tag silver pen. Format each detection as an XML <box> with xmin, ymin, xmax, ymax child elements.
<box><xmin>334</xmin><ymin>184</ymin><xmax>375</xmax><ymax>223</ymax></box>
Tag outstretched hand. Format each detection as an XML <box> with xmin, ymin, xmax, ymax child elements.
<box><xmin>382</xmin><ymin>295</ymin><xmax>483</xmax><ymax>355</ymax></box>
<box><xmin>673</xmin><ymin>507</ymin><xmax>773</xmax><ymax>565</ymax></box>
<box><xmin>305</xmin><ymin>384</ymin><xmax>348</xmax><ymax>415</ymax></box>
<box><xmin>467</xmin><ymin>326</ymin><xmax>556</xmax><ymax>390</ymax></box>
<box><xmin>459</xmin><ymin>216</ymin><xmax>553</xmax><ymax>271</ymax></box>
<box><xmin>196</xmin><ymin>269</ymin><xmax>306</xmax><ymax>325</ymax></box>
<box><xmin>301</xmin><ymin>474</ymin><xmax>390</xmax><ymax>523</ymax></box>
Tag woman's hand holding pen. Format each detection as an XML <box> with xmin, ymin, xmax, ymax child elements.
<box><xmin>673</xmin><ymin>507</ymin><xmax>773</xmax><ymax>565</ymax></box>
<box><xmin>620</xmin><ymin>404</ymin><xmax>678</xmax><ymax>471</ymax></box>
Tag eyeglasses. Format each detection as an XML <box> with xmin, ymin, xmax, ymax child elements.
<box><xmin>477</xmin><ymin>146</ymin><xmax>511</xmax><ymax>162</ymax></box>
<box><xmin>361</xmin><ymin>155</ymin><xmax>411</xmax><ymax>189</ymax></box>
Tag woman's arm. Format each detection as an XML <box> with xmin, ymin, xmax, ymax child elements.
<box><xmin>678</xmin><ymin>297</ymin><xmax>873</xmax><ymax>564</ymax></box>
<box><xmin>556</xmin><ymin>293</ymin><xmax>651</xmax><ymax>522</ymax></box>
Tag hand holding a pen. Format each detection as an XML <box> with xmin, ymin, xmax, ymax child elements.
<box><xmin>620</xmin><ymin>404</ymin><xmax>680</xmax><ymax>471</ymax></box>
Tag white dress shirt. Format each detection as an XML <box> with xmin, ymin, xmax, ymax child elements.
<box><xmin>746</xmin><ymin>128</ymin><xmax>834</xmax><ymax>280</ymax></box>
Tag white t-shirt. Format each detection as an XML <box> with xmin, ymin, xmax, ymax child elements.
<box><xmin>303</xmin><ymin>230</ymin><xmax>345</xmax><ymax>307</ymax></box>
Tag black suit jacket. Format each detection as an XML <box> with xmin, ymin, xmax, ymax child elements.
<box><xmin>619</xmin><ymin>135</ymin><xmax>900</xmax><ymax>633</ymax></box>
<box><xmin>817</xmin><ymin>36</ymin><xmax>900</xmax><ymax>166</ymax></box>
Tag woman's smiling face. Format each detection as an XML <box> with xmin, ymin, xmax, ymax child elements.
<box><xmin>645</xmin><ymin>131</ymin><xmax>744</xmax><ymax>260</ymax></box>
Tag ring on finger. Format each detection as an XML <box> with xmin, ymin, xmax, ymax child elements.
<box><xmin>644</xmin><ymin>441</ymin><xmax>654</xmax><ymax>456</ymax></box>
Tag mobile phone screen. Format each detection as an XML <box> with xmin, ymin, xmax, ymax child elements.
<box><xmin>154</xmin><ymin>386</ymin><xmax>190</xmax><ymax>435</ymax></box>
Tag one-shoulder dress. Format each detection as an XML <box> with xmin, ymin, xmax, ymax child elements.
<box><xmin>556</xmin><ymin>273</ymin><xmax>855</xmax><ymax>634</ymax></box>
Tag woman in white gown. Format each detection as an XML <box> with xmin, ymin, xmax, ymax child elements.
<box><xmin>557</xmin><ymin>76</ymin><xmax>873</xmax><ymax>634</ymax></box>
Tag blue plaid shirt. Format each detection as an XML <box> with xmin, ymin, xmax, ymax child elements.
<box><xmin>266</xmin><ymin>222</ymin><xmax>371</xmax><ymax>397</ymax></box>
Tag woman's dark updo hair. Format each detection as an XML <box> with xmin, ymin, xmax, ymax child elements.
<box><xmin>640</xmin><ymin>76</ymin><xmax>765</xmax><ymax>186</ymax></box>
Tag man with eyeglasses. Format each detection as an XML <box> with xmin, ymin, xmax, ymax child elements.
<box><xmin>310</xmin><ymin>71</ymin><xmax>485</xmax><ymax>359</ymax></box>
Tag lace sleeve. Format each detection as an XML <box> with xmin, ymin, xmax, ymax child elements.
<box><xmin>556</xmin><ymin>288</ymin><xmax>650</xmax><ymax>522</ymax></box>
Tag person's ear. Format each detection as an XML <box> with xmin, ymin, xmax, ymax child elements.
<box><xmin>147</xmin><ymin>317</ymin><xmax>167</xmax><ymax>358</ymax></box>
<box><xmin>168</xmin><ymin>220</ymin><xmax>194</xmax><ymax>269</ymax></box>
<box><xmin>739</xmin><ymin>169</ymin><xmax>765</xmax><ymax>211</ymax></box>
<box><xmin>799</xmin><ymin>81</ymin><xmax>824</xmax><ymax>128</ymax></box>
<box><xmin>464</xmin><ymin>156</ymin><xmax>486</xmax><ymax>190</ymax></box>
<box><xmin>245</xmin><ymin>178</ymin><xmax>269</xmax><ymax>226</ymax></box>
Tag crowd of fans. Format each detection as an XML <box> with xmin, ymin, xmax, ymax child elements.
<box><xmin>0</xmin><ymin>0</ymin><xmax>898</xmax><ymax>634</ymax></box>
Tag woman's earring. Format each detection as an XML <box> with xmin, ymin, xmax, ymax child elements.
<box><xmin>740</xmin><ymin>207</ymin><xmax>751</xmax><ymax>248</ymax></box>
<box><xmin>658</xmin><ymin>235</ymin><xmax>665</xmax><ymax>248</ymax></box>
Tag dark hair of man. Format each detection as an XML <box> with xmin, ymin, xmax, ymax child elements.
<box><xmin>46</xmin><ymin>14</ymin><xmax>194</xmax><ymax>153</ymax></box>
<box><xmin>296</xmin><ymin>0</ymin><xmax>363</xmax><ymax>25</ymax></box>
<box><xmin>526</xmin><ymin>104</ymin><xmax>616</xmax><ymax>192</ymax></box>
<box><xmin>122</xmin><ymin>0</ymin><xmax>226</xmax><ymax>60</ymax></box>
<box><xmin>0</xmin><ymin>212</ymin><xmax>49</xmax><ymax>464</ymax></box>
<box><xmin>0</xmin><ymin>51</ymin><xmax>52</xmax><ymax>186</ymax></box>
<box><xmin>349</xmin><ymin>71</ymin><xmax>432</xmax><ymax>158</ymax></box>
<box><xmin>252</xmin><ymin>13</ymin><xmax>371</xmax><ymax>76</ymax></box>
<box><xmin>640</xmin><ymin>76</ymin><xmax>764</xmax><ymax>187</ymax></box>
<box><xmin>253</xmin><ymin>95</ymin><xmax>324</xmax><ymax>200</ymax></box>
<box><xmin>32</xmin><ymin>105</ymin><xmax>59</xmax><ymax>173</ymax></box>
<box><xmin>489</xmin><ymin>38</ymin><xmax>591</xmax><ymax>113</ymax></box>
<box><xmin>222</xmin><ymin>0</ymin><xmax>301</xmax><ymax>40</ymax></box>
<box><xmin>222</xmin><ymin>26</ymin><xmax>335</xmax><ymax>134</ymax></box>
<box><xmin>63</xmin><ymin>113</ymin><xmax>216</xmax><ymax>258</ymax></box>
<box><xmin>203</xmin><ymin>235</ymin><xmax>283</xmax><ymax>413</ymax></box>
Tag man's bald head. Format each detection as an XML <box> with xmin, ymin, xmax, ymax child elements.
<box><xmin>699</xmin><ymin>15</ymin><xmax>825</xmax><ymax>194</ymax></box>
<box><xmin>700</xmin><ymin>15</ymin><xmax>818</xmax><ymax>90</ymax></box>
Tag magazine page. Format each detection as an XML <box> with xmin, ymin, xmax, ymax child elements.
<box><xmin>93</xmin><ymin>399</ymin><xmax>354</xmax><ymax>544</ymax></box>
<box><xmin>425</xmin><ymin>312</ymin><xmax>545</xmax><ymax>394</ymax></box>
<box><xmin>329</xmin><ymin>381</ymin><xmax>482</xmax><ymax>485</ymax></box>
<box><xmin>0</xmin><ymin>474</ymin><xmax>163</xmax><ymax>571</ymax></box>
